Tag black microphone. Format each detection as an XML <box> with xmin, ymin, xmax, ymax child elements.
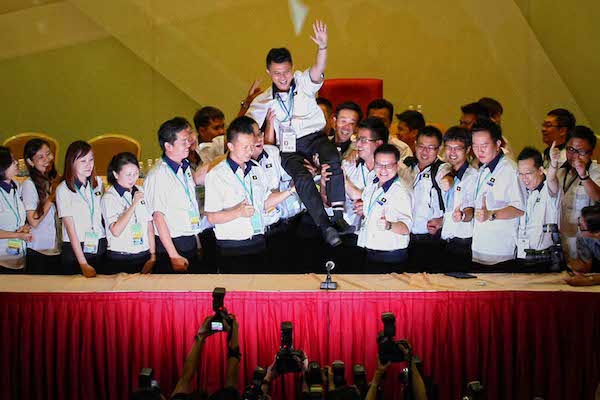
<box><xmin>131</xmin><ymin>186</ymin><xmax>144</xmax><ymax>204</ymax></box>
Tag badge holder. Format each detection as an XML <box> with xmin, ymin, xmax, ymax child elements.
<box><xmin>7</xmin><ymin>239</ymin><xmax>22</xmax><ymax>256</ymax></box>
<box><xmin>131</xmin><ymin>223</ymin><xmax>144</xmax><ymax>246</ymax></box>
<box><xmin>188</xmin><ymin>209</ymin><xmax>200</xmax><ymax>230</ymax></box>
<box><xmin>280</xmin><ymin>124</ymin><xmax>297</xmax><ymax>153</ymax></box>
<box><xmin>83</xmin><ymin>231</ymin><xmax>100</xmax><ymax>254</ymax></box>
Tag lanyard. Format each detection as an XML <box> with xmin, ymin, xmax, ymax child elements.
<box><xmin>444</xmin><ymin>178</ymin><xmax>459</xmax><ymax>210</ymax></box>
<box><xmin>276</xmin><ymin>90</ymin><xmax>294</xmax><ymax>122</ymax></box>
<box><xmin>361</xmin><ymin>164</ymin><xmax>367</xmax><ymax>187</ymax></box>
<box><xmin>562</xmin><ymin>168</ymin><xmax>579</xmax><ymax>193</ymax></box>
<box><xmin>168</xmin><ymin>165</ymin><xmax>195</xmax><ymax>207</ymax></box>
<box><xmin>0</xmin><ymin>185</ymin><xmax>21</xmax><ymax>228</ymax></box>
<box><xmin>475</xmin><ymin>155</ymin><xmax>504</xmax><ymax>199</ymax></box>
<box><xmin>121</xmin><ymin>190</ymin><xmax>139</xmax><ymax>224</ymax></box>
<box><xmin>233</xmin><ymin>170</ymin><xmax>254</xmax><ymax>206</ymax></box>
<box><xmin>366</xmin><ymin>178</ymin><xmax>397</xmax><ymax>220</ymax></box>
<box><xmin>76</xmin><ymin>181</ymin><xmax>95</xmax><ymax>231</ymax></box>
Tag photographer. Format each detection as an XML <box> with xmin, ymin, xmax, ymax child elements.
<box><xmin>564</xmin><ymin>204</ymin><xmax>600</xmax><ymax>286</ymax></box>
<box><xmin>171</xmin><ymin>314</ymin><xmax>240</xmax><ymax>400</ymax></box>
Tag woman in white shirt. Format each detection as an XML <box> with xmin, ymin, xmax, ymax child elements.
<box><xmin>22</xmin><ymin>138</ymin><xmax>61</xmax><ymax>274</ymax></box>
<box><xmin>56</xmin><ymin>141</ymin><xmax>106</xmax><ymax>277</ymax></box>
<box><xmin>101</xmin><ymin>152</ymin><xmax>156</xmax><ymax>274</ymax></box>
<box><xmin>0</xmin><ymin>146</ymin><xmax>32</xmax><ymax>273</ymax></box>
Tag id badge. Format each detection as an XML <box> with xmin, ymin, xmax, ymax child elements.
<box><xmin>83</xmin><ymin>231</ymin><xmax>100</xmax><ymax>254</ymax></box>
<box><xmin>280</xmin><ymin>125</ymin><xmax>297</xmax><ymax>153</ymax></box>
<box><xmin>131</xmin><ymin>223</ymin><xmax>144</xmax><ymax>246</ymax></box>
<box><xmin>517</xmin><ymin>238</ymin><xmax>530</xmax><ymax>259</ymax></box>
<box><xmin>188</xmin><ymin>209</ymin><xmax>200</xmax><ymax>230</ymax></box>
<box><xmin>250</xmin><ymin>213</ymin><xmax>263</xmax><ymax>235</ymax></box>
<box><xmin>7</xmin><ymin>239</ymin><xmax>22</xmax><ymax>256</ymax></box>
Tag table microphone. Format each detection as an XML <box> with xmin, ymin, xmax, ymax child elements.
<box><xmin>320</xmin><ymin>261</ymin><xmax>338</xmax><ymax>290</ymax></box>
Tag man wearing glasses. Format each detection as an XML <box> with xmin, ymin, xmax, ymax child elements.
<box><xmin>541</xmin><ymin>108</ymin><xmax>575</xmax><ymax>168</ymax></box>
<box><xmin>547</xmin><ymin>125</ymin><xmax>600</xmax><ymax>258</ymax></box>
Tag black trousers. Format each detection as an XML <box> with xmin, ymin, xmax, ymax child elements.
<box><xmin>408</xmin><ymin>232</ymin><xmax>444</xmax><ymax>272</ymax></box>
<box><xmin>280</xmin><ymin>131</ymin><xmax>345</xmax><ymax>229</ymax></box>
<box><xmin>442</xmin><ymin>237</ymin><xmax>473</xmax><ymax>272</ymax></box>
<box><xmin>26</xmin><ymin>249</ymin><xmax>61</xmax><ymax>275</ymax></box>
<box><xmin>216</xmin><ymin>235</ymin><xmax>266</xmax><ymax>274</ymax></box>
<box><xmin>155</xmin><ymin>235</ymin><xmax>206</xmax><ymax>273</ymax></box>
<box><xmin>105</xmin><ymin>250</ymin><xmax>151</xmax><ymax>274</ymax></box>
<box><xmin>61</xmin><ymin>238</ymin><xmax>107</xmax><ymax>275</ymax></box>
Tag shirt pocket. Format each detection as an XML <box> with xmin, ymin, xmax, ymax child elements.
<box><xmin>574</xmin><ymin>185</ymin><xmax>590</xmax><ymax>210</ymax></box>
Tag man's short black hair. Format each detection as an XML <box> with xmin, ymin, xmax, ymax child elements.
<box><xmin>396</xmin><ymin>110</ymin><xmax>425</xmax><ymax>131</ymax></box>
<box><xmin>471</xmin><ymin>118</ymin><xmax>503</xmax><ymax>143</ymax></box>
<box><xmin>193</xmin><ymin>106</ymin><xmax>225</xmax><ymax>131</ymax></box>
<box><xmin>461</xmin><ymin>102</ymin><xmax>490</xmax><ymax>118</ymax></box>
<box><xmin>547</xmin><ymin>108</ymin><xmax>576</xmax><ymax>131</ymax></box>
<box><xmin>367</xmin><ymin>98</ymin><xmax>394</xmax><ymax>124</ymax></box>
<box><xmin>443</xmin><ymin>126</ymin><xmax>472</xmax><ymax>147</ymax></box>
<box><xmin>335</xmin><ymin>101</ymin><xmax>363</xmax><ymax>121</ymax></box>
<box><xmin>316</xmin><ymin>97</ymin><xmax>333</xmax><ymax>115</ymax></box>
<box><xmin>517</xmin><ymin>146</ymin><xmax>544</xmax><ymax>169</ymax></box>
<box><xmin>358</xmin><ymin>117</ymin><xmax>389</xmax><ymax>142</ymax></box>
<box><xmin>266</xmin><ymin>48</ymin><xmax>292</xmax><ymax>68</ymax></box>
<box><xmin>417</xmin><ymin>125</ymin><xmax>443</xmax><ymax>146</ymax></box>
<box><xmin>226</xmin><ymin>116</ymin><xmax>256</xmax><ymax>143</ymax></box>
<box><xmin>581</xmin><ymin>204</ymin><xmax>600</xmax><ymax>233</ymax></box>
<box><xmin>374</xmin><ymin>143</ymin><xmax>400</xmax><ymax>162</ymax></box>
<box><xmin>158</xmin><ymin>117</ymin><xmax>190</xmax><ymax>152</ymax></box>
<box><xmin>478</xmin><ymin>97</ymin><xmax>503</xmax><ymax>117</ymax></box>
<box><xmin>567</xmin><ymin>125</ymin><xmax>597</xmax><ymax>149</ymax></box>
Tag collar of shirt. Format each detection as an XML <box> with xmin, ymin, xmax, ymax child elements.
<box><xmin>112</xmin><ymin>182</ymin><xmax>130</xmax><ymax>197</ymax></box>
<box><xmin>74</xmin><ymin>177</ymin><xmax>91</xmax><ymax>190</ymax></box>
<box><xmin>255</xmin><ymin>150</ymin><xmax>269</xmax><ymax>163</ymax></box>
<box><xmin>356</xmin><ymin>158</ymin><xmax>367</xmax><ymax>167</ymax></box>
<box><xmin>373</xmin><ymin>175</ymin><xmax>398</xmax><ymax>193</ymax></box>
<box><xmin>331</xmin><ymin>137</ymin><xmax>351</xmax><ymax>155</ymax></box>
<box><xmin>484</xmin><ymin>152</ymin><xmax>504</xmax><ymax>173</ymax></box>
<box><xmin>529</xmin><ymin>176</ymin><xmax>546</xmax><ymax>194</ymax></box>
<box><xmin>227</xmin><ymin>154</ymin><xmax>253</xmax><ymax>176</ymax></box>
<box><xmin>0</xmin><ymin>180</ymin><xmax>16</xmax><ymax>194</ymax></box>
<box><xmin>271</xmin><ymin>80</ymin><xmax>296</xmax><ymax>98</ymax></box>
<box><xmin>455</xmin><ymin>161</ymin><xmax>469</xmax><ymax>181</ymax></box>
<box><xmin>163</xmin><ymin>154</ymin><xmax>190</xmax><ymax>174</ymax></box>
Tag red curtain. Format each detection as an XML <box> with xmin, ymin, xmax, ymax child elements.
<box><xmin>1</xmin><ymin>291</ymin><xmax>598</xmax><ymax>400</ymax></box>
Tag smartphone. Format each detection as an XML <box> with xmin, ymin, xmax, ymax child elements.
<box><xmin>444</xmin><ymin>272</ymin><xmax>477</xmax><ymax>279</ymax></box>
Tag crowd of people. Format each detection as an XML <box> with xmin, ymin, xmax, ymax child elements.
<box><xmin>1</xmin><ymin>20</ymin><xmax>599</xmax><ymax>285</ymax></box>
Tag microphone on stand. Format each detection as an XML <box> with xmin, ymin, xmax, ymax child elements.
<box><xmin>320</xmin><ymin>260</ymin><xmax>338</xmax><ymax>290</ymax></box>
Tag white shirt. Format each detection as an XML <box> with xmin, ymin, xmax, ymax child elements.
<box><xmin>557</xmin><ymin>161</ymin><xmax>600</xmax><ymax>258</ymax></box>
<box><xmin>389</xmin><ymin>137</ymin><xmax>414</xmax><ymax>161</ymax></box>
<box><xmin>441</xmin><ymin>163</ymin><xmax>478</xmax><ymax>240</ymax></box>
<box><xmin>56</xmin><ymin>176</ymin><xmax>105</xmax><ymax>242</ymax></box>
<box><xmin>357</xmin><ymin>176</ymin><xmax>413</xmax><ymax>251</ymax></box>
<box><xmin>471</xmin><ymin>154</ymin><xmax>525</xmax><ymax>265</ymax></box>
<box><xmin>101</xmin><ymin>185</ymin><xmax>153</xmax><ymax>254</ymax></box>
<box><xmin>246</xmin><ymin>69</ymin><xmax>325</xmax><ymax>141</ymax></box>
<box><xmin>342</xmin><ymin>158</ymin><xmax>377</xmax><ymax>229</ymax></box>
<box><xmin>205</xmin><ymin>157</ymin><xmax>272</xmax><ymax>241</ymax></box>
<box><xmin>405</xmin><ymin>161</ymin><xmax>452</xmax><ymax>234</ymax></box>
<box><xmin>517</xmin><ymin>180</ymin><xmax>561</xmax><ymax>255</ymax></box>
<box><xmin>255</xmin><ymin>145</ymin><xmax>284</xmax><ymax>226</ymax></box>
<box><xmin>21</xmin><ymin>178</ymin><xmax>60</xmax><ymax>255</ymax></box>
<box><xmin>197</xmin><ymin>135</ymin><xmax>225</xmax><ymax>164</ymax></box>
<box><xmin>144</xmin><ymin>157</ymin><xmax>202</xmax><ymax>238</ymax></box>
<box><xmin>0</xmin><ymin>181</ymin><xmax>27</xmax><ymax>269</ymax></box>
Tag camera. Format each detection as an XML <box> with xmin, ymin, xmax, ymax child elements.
<box><xmin>524</xmin><ymin>224</ymin><xmax>565</xmax><ymax>272</ymax></box>
<box><xmin>462</xmin><ymin>381</ymin><xmax>485</xmax><ymax>400</ymax></box>
<box><xmin>242</xmin><ymin>366</ymin><xmax>267</xmax><ymax>400</ymax></box>
<box><xmin>377</xmin><ymin>313</ymin><xmax>408</xmax><ymax>363</ymax></box>
<box><xmin>331</xmin><ymin>360</ymin><xmax>346</xmax><ymax>388</ymax></box>
<box><xmin>304</xmin><ymin>361</ymin><xmax>325</xmax><ymax>400</ymax></box>
<box><xmin>353</xmin><ymin>364</ymin><xmax>368</xmax><ymax>398</ymax></box>
<box><xmin>211</xmin><ymin>287</ymin><xmax>233</xmax><ymax>332</ymax></box>
<box><xmin>275</xmin><ymin>321</ymin><xmax>305</xmax><ymax>374</ymax></box>
<box><xmin>138</xmin><ymin>368</ymin><xmax>161</xmax><ymax>394</ymax></box>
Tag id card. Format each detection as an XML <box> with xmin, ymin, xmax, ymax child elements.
<box><xmin>7</xmin><ymin>239</ymin><xmax>22</xmax><ymax>256</ymax></box>
<box><xmin>131</xmin><ymin>223</ymin><xmax>144</xmax><ymax>246</ymax></box>
<box><xmin>250</xmin><ymin>213</ymin><xmax>263</xmax><ymax>235</ymax></box>
<box><xmin>280</xmin><ymin>125</ymin><xmax>297</xmax><ymax>153</ymax></box>
<box><xmin>188</xmin><ymin>209</ymin><xmax>200</xmax><ymax>230</ymax></box>
<box><xmin>517</xmin><ymin>238</ymin><xmax>530</xmax><ymax>259</ymax></box>
<box><xmin>83</xmin><ymin>231</ymin><xmax>100</xmax><ymax>254</ymax></box>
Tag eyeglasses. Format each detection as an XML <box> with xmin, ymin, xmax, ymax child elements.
<box><xmin>578</xmin><ymin>217</ymin><xmax>588</xmax><ymax>232</ymax></box>
<box><xmin>374</xmin><ymin>163</ymin><xmax>397</xmax><ymax>170</ymax></box>
<box><xmin>566</xmin><ymin>146</ymin><xmax>592</xmax><ymax>156</ymax></box>
<box><xmin>541</xmin><ymin>122</ymin><xmax>565</xmax><ymax>129</ymax></box>
<box><xmin>416</xmin><ymin>144</ymin><xmax>440</xmax><ymax>152</ymax></box>
<box><xmin>356</xmin><ymin>137</ymin><xmax>377</xmax><ymax>144</ymax></box>
<box><xmin>445</xmin><ymin>145</ymin><xmax>465</xmax><ymax>152</ymax></box>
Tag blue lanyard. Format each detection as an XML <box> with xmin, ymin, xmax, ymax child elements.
<box><xmin>276</xmin><ymin>91</ymin><xmax>294</xmax><ymax>122</ymax></box>
<box><xmin>476</xmin><ymin>156</ymin><xmax>503</xmax><ymax>198</ymax></box>
<box><xmin>76</xmin><ymin>181</ymin><xmax>96</xmax><ymax>231</ymax></box>
<box><xmin>120</xmin><ymin>190</ymin><xmax>139</xmax><ymax>224</ymax></box>
<box><xmin>361</xmin><ymin>165</ymin><xmax>367</xmax><ymax>187</ymax></box>
<box><xmin>168</xmin><ymin>165</ymin><xmax>195</xmax><ymax>207</ymax></box>
<box><xmin>0</xmin><ymin>184</ymin><xmax>21</xmax><ymax>228</ymax></box>
<box><xmin>366</xmin><ymin>178</ymin><xmax>397</xmax><ymax>220</ymax></box>
<box><xmin>445</xmin><ymin>178</ymin><xmax>459</xmax><ymax>209</ymax></box>
<box><xmin>233</xmin><ymin>170</ymin><xmax>254</xmax><ymax>205</ymax></box>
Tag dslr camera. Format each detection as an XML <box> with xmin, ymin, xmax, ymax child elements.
<box><xmin>304</xmin><ymin>361</ymin><xmax>325</xmax><ymax>400</ymax></box>
<box><xmin>210</xmin><ymin>287</ymin><xmax>233</xmax><ymax>332</ymax></box>
<box><xmin>524</xmin><ymin>224</ymin><xmax>565</xmax><ymax>272</ymax></box>
<box><xmin>275</xmin><ymin>321</ymin><xmax>305</xmax><ymax>374</ymax></box>
<box><xmin>242</xmin><ymin>366</ymin><xmax>267</xmax><ymax>400</ymax></box>
<box><xmin>138</xmin><ymin>368</ymin><xmax>161</xmax><ymax>394</ymax></box>
<box><xmin>377</xmin><ymin>312</ymin><xmax>408</xmax><ymax>363</ymax></box>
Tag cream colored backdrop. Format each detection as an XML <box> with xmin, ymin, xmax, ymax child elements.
<box><xmin>0</xmin><ymin>0</ymin><xmax>596</xmax><ymax>169</ymax></box>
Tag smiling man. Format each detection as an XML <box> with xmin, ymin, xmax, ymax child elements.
<box><xmin>541</xmin><ymin>108</ymin><xmax>575</xmax><ymax>168</ymax></box>
<box><xmin>330</xmin><ymin>101</ymin><xmax>362</xmax><ymax>157</ymax></box>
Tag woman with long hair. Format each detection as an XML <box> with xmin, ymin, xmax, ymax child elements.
<box><xmin>22</xmin><ymin>139</ymin><xmax>61</xmax><ymax>274</ymax></box>
<box><xmin>55</xmin><ymin>141</ymin><xmax>106</xmax><ymax>276</ymax></box>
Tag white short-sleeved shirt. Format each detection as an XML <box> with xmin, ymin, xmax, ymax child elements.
<box><xmin>56</xmin><ymin>176</ymin><xmax>105</xmax><ymax>242</ymax></box>
<box><xmin>517</xmin><ymin>180</ymin><xmax>561</xmax><ymax>255</ymax></box>
<box><xmin>144</xmin><ymin>157</ymin><xmax>202</xmax><ymax>239</ymax></box>
<box><xmin>389</xmin><ymin>137</ymin><xmax>414</xmax><ymax>161</ymax></box>
<box><xmin>205</xmin><ymin>157</ymin><xmax>272</xmax><ymax>241</ymax></box>
<box><xmin>0</xmin><ymin>181</ymin><xmax>27</xmax><ymax>269</ymax></box>
<box><xmin>406</xmin><ymin>161</ymin><xmax>452</xmax><ymax>234</ymax></box>
<box><xmin>357</xmin><ymin>176</ymin><xmax>413</xmax><ymax>251</ymax></box>
<box><xmin>557</xmin><ymin>161</ymin><xmax>600</xmax><ymax>258</ymax></box>
<box><xmin>255</xmin><ymin>145</ymin><xmax>283</xmax><ymax>226</ymax></box>
<box><xmin>441</xmin><ymin>163</ymin><xmax>478</xmax><ymax>240</ymax></box>
<box><xmin>245</xmin><ymin>69</ymin><xmax>325</xmax><ymax>142</ymax></box>
<box><xmin>471</xmin><ymin>154</ymin><xmax>525</xmax><ymax>265</ymax></box>
<box><xmin>197</xmin><ymin>135</ymin><xmax>225</xmax><ymax>164</ymax></box>
<box><xmin>342</xmin><ymin>158</ymin><xmax>377</xmax><ymax>229</ymax></box>
<box><xmin>21</xmin><ymin>178</ymin><xmax>60</xmax><ymax>254</ymax></box>
<box><xmin>101</xmin><ymin>184</ymin><xmax>153</xmax><ymax>254</ymax></box>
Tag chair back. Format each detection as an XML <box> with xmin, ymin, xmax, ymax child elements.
<box><xmin>318</xmin><ymin>79</ymin><xmax>384</xmax><ymax>116</ymax></box>
<box><xmin>89</xmin><ymin>134</ymin><xmax>141</xmax><ymax>176</ymax></box>
<box><xmin>2</xmin><ymin>132</ymin><xmax>60</xmax><ymax>161</ymax></box>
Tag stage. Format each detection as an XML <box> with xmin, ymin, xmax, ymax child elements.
<box><xmin>1</xmin><ymin>273</ymin><xmax>599</xmax><ymax>399</ymax></box>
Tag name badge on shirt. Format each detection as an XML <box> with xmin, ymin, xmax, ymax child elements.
<box><xmin>188</xmin><ymin>209</ymin><xmax>200</xmax><ymax>230</ymax></box>
<box><xmin>487</xmin><ymin>177</ymin><xmax>496</xmax><ymax>187</ymax></box>
<box><xmin>83</xmin><ymin>231</ymin><xmax>100</xmax><ymax>254</ymax></box>
<box><xmin>7</xmin><ymin>239</ymin><xmax>22</xmax><ymax>256</ymax></box>
<box><xmin>266</xmin><ymin>163</ymin><xmax>273</xmax><ymax>168</ymax></box>
<box><xmin>517</xmin><ymin>238</ymin><xmax>530</xmax><ymax>259</ymax></box>
<box><xmin>251</xmin><ymin>213</ymin><xmax>264</xmax><ymax>235</ymax></box>
<box><xmin>377</xmin><ymin>198</ymin><xmax>387</xmax><ymax>205</ymax></box>
<box><xmin>131</xmin><ymin>223</ymin><xmax>144</xmax><ymax>246</ymax></box>
<box><xmin>423</xmin><ymin>173</ymin><xmax>430</xmax><ymax>178</ymax></box>
<box><xmin>456</xmin><ymin>186</ymin><xmax>462</xmax><ymax>192</ymax></box>
<box><xmin>281</xmin><ymin>125</ymin><xmax>297</xmax><ymax>153</ymax></box>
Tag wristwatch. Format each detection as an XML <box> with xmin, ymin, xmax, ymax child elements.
<box><xmin>385</xmin><ymin>221</ymin><xmax>392</xmax><ymax>230</ymax></box>
<box><xmin>580</xmin><ymin>172</ymin><xmax>590</xmax><ymax>181</ymax></box>
<box><xmin>488</xmin><ymin>212</ymin><xmax>497</xmax><ymax>221</ymax></box>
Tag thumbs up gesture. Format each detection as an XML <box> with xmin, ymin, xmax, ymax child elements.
<box><xmin>475</xmin><ymin>195</ymin><xmax>491</xmax><ymax>223</ymax></box>
<box><xmin>377</xmin><ymin>209</ymin><xmax>390</xmax><ymax>231</ymax></box>
<box><xmin>452</xmin><ymin>201</ymin><xmax>464</xmax><ymax>223</ymax></box>
<box><xmin>439</xmin><ymin>174</ymin><xmax>454</xmax><ymax>191</ymax></box>
<box><xmin>549</xmin><ymin>140</ymin><xmax>561</xmax><ymax>167</ymax></box>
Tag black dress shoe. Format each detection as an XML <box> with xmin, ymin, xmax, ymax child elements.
<box><xmin>332</xmin><ymin>218</ymin><xmax>356</xmax><ymax>235</ymax></box>
<box><xmin>323</xmin><ymin>227</ymin><xmax>342</xmax><ymax>247</ymax></box>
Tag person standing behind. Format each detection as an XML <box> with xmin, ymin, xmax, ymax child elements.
<box><xmin>395</xmin><ymin>109</ymin><xmax>425</xmax><ymax>154</ymax></box>
<box><xmin>56</xmin><ymin>141</ymin><xmax>106</xmax><ymax>277</ymax></box>
<box><xmin>541</xmin><ymin>108</ymin><xmax>575</xmax><ymax>168</ymax></box>
<box><xmin>101</xmin><ymin>152</ymin><xmax>156</xmax><ymax>274</ymax></box>
<box><xmin>366</xmin><ymin>98</ymin><xmax>413</xmax><ymax>160</ymax></box>
<box><xmin>193</xmin><ymin>106</ymin><xmax>226</xmax><ymax>164</ymax></box>
<box><xmin>22</xmin><ymin>139</ymin><xmax>61</xmax><ymax>274</ymax></box>
<box><xmin>144</xmin><ymin>117</ymin><xmax>203</xmax><ymax>273</ymax></box>
<box><xmin>0</xmin><ymin>146</ymin><xmax>31</xmax><ymax>273</ymax></box>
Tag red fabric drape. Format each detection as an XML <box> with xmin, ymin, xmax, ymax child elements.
<box><xmin>1</xmin><ymin>291</ymin><xmax>598</xmax><ymax>400</ymax></box>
